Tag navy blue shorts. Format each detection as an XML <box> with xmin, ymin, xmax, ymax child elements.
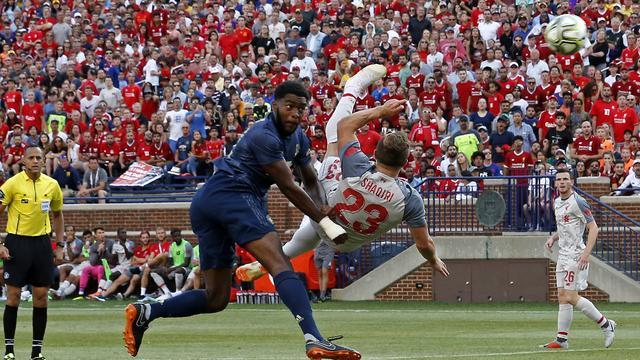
<box><xmin>190</xmin><ymin>175</ymin><xmax>275</xmax><ymax>269</ymax></box>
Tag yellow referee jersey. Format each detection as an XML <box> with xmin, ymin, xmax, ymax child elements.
<box><xmin>0</xmin><ymin>171</ymin><xmax>63</xmax><ymax>236</ymax></box>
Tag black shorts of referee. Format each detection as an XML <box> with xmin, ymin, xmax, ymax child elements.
<box><xmin>2</xmin><ymin>234</ymin><xmax>54</xmax><ymax>287</ymax></box>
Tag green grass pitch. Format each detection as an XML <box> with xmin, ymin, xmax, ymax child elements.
<box><xmin>5</xmin><ymin>301</ymin><xmax>640</xmax><ymax>359</ymax></box>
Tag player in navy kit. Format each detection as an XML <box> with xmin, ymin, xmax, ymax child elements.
<box><xmin>124</xmin><ymin>81</ymin><xmax>360</xmax><ymax>360</ymax></box>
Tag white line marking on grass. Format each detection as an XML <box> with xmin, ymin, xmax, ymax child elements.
<box><xmin>46</xmin><ymin>307</ymin><xmax>638</xmax><ymax>316</ymax></box>
<box><xmin>367</xmin><ymin>347</ymin><xmax>640</xmax><ymax>359</ymax></box>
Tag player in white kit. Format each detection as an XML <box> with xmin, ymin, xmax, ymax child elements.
<box><xmin>541</xmin><ymin>169</ymin><xmax>615</xmax><ymax>349</ymax></box>
<box><xmin>237</xmin><ymin>65</ymin><xmax>448</xmax><ymax>282</ymax></box>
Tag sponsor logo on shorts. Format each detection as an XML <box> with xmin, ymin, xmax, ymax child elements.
<box><xmin>4</xmin><ymin>271</ymin><xmax>9</xmax><ymax>280</ymax></box>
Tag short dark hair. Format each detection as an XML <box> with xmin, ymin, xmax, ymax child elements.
<box><xmin>471</xmin><ymin>151</ymin><xmax>484</xmax><ymax>161</ymax></box>
<box><xmin>93</xmin><ymin>226</ymin><xmax>105</xmax><ymax>232</ymax></box>
<box><xmin>555</xmin><ymin>168</ymin><xmax>572</xmax><ymax>178</ymax></box>
<box><xmin>375</xmin><ymin>131</ymin><xmax>410</xmax><ymax>168</ymax></box>
<box><xmin>274</xmin><ymin>80</ymin><xmax>310</xmax><ymax>101</ymax></box>
<box><xmin>82</xmin><ymin>229</ymin><xmax>93</xmax><ymax>237</ymax></box>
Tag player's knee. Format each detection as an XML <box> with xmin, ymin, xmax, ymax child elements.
<box><xmin>204</xmin><ymin>289</ymin><xmax>229</xmax><ymax>313</ymax></box>
<box><xmin>558</xmin><ymin>290</ymin><xmax>577</xmax><ymax>304</ymax></box>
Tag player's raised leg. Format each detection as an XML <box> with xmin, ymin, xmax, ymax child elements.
<box><xmin>324</xmin><ymin>64</ymin><xmax>387</xmax><ymax>157</ymax></box>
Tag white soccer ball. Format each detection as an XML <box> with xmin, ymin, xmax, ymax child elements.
<box><xmin>544</xmin><ymin>15</ymin><xmax>587</xmax><ymax>55</ymax></box>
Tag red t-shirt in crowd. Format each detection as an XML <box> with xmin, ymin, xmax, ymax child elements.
<box><xmin>206</xmin><ymin>139</ymin><xmax>225</xmax><ymax>160</ymax></box>
<box><xmin>356</xmin><ymin>129</ymin><xmax>382</xmax><ymax>157</ymax></box>
<box><xmin>589</xmin><ymin>99</ymin><xmax>617</xmax><ymax>128</ymax></box>
<box><xmin>573</xmin><ymin>135</ymin><xmax>602</xmax><ymax>157</ymax></box>
<box><xmin>611</xmin><ymin>107</ymin><xmax>638</xmax><ymax>143</ymax></box>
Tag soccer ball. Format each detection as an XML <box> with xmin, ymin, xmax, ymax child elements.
<box><xmin>544</xmin><ymin>15</ymin><xmax>587</xmax><ymax>55</ymax></box>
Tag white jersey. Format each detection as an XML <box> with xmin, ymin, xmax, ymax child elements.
<box><xmin>554</xmin><ymin>192</ymin><xmax>594</xmax><ymax>258</ymax></box>
<box><xmin>318</xmin><ymin>141</ymin><xmax>425</xmax><ymax>252</ymax></box>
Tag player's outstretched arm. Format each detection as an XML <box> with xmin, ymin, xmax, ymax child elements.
<box><xmin>409</xmin><ymin>226</ymin><xmax>449</xmax><ymax>277</ymax></box>
<box><xmin>337</xmin><ymin>99</ymin><xmax>406</xmax><ymax>151</ymax></box>
<box><xmin>264</xmin><ymin>160</ymin><xmax>348</xmax><ymax>244</ymax></box>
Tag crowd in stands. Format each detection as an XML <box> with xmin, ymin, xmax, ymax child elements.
<box><xmin>0</xmin><ymin>226</ymin><xmax>209</xmax><ymax>302</ymax></box>
<box><xmin>1</xmin><ymin>0</ymin><xmax>640</xmax><ymax>204</ymax></box>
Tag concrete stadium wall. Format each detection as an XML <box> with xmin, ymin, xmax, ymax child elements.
<box><xmin>333</xmin><ymin>235</ymin><xmax>640</xmax><ymax>302</ymax></box>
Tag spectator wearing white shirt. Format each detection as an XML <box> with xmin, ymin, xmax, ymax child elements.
<box><xmin>164</xmin><ymin>98</ymin><xmax>190</xmax><ymax>153</ymax></box>
<box><xmin>615</xmin><ymin>160</ymin><xmax>640</xmax><ymax>195</ymax></box>
<box><xmin>480</xmin><ymin>48</ymin><xmax>503</xmax><ymax>73</ymax></box>
<box><xmin>98</xmin><ymin>78</ymin><xmax>123</xmax><ymax>111</ymax></box>
<box><xmin>305</xmin><ymin>23</ymin><xmax>325</xmax><ymax>59</ymax></box>
<box><xmin>290</xmin><ymin>45</ymin><xmax>317</xmax><ymax>80</ymax></box>
<box><xmin>478</xmin><ymin>10</ymin><xmax>501</xmax><ymax>42</ymax></box>
<box><xmin>143</xmin><ymin>48</ymin><xmax>161</xmax><ymax>90</ymax></box>
<box><xmin>526</xmin><ymin>49</ymin><xmax>549</xmax><ymax>85</ymax></box>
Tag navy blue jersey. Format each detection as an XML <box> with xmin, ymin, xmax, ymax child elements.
<box><xmin>212</xmin><ymin>113</ymin><xmax>311</xmax><ymax>196</ymax></box>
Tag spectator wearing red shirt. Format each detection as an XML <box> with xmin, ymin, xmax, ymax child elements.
<box><xmin>122</xmin><ymin>73</ymin><xmax>142</xmax><ymax>111</ymax></box>
<box><xmin>485</xmin><ymin>81</ymin><xmax>504</xmax><ymax>116</ymax></box>
<box><xmin>148</xmin><ymin>132</ymin><xmax>173</xmax><ymax>168</ymax></box>
<box><xmin>356</xmin><ymin>124</ymin><xmax>382</xmax><ymax>157</ymax></box>
<box><xmin>572</xmin><ymin>120</ymin><xmax>604</xmax><ymax>163</ymax></box>
<box><xmin>409</xmin><ymin>109</ymin><xmax>445</xmax><ymax>153</ymax></box>
<box><xmin>219</xmin><ymin>23</ymin><xmax>240</xmax><ymax>61</ymax></box>
<box><xmin>538</xmin><ymin>96</ymin><xmax>559</xmax><ymax>140</ymax></box>
<box><xmin>119</xmin><ymin>131</ymin><xmax>138</xmax><ymax>172</ymax></box>
<box><xmin>79</xmin><ymin>132</ymin><xmax>101</xmax><ymax>168</ymax></box>
<box><xmin>405</xmin><ymin>64</ymin><xmax>426</xmax><ymax>95</ymax></box>
<box><xmin>235</xmin><ymin>16</ymin><xmax>254</xmax><ymax>54</ymax></box>
<box><xmin>310</xmin><ymin>126</ymin><xmax>327</xmax><ymax>154</ymax></box>
<box><xmin>612</xmin><ymin>66</ymin><xmax>640</xmax><ymax>100</ymax></box>
<box><xmin>206</xmin><ymin>128</ymin><xmax>225</xmax><ymax>165</ymax></box>
<box><xmin>136</xmin><ymin>131</ymin><xmax>154</xmax><ymax>163</ymax></box>
<box><xmin>611</xmin><ymin>93</ymin><xmax>638</xmax><ymax>143</ymax></box>
<box><xmin>309</xmin><ymin>72</ymin><xmax>336</xmax><ymax>111</ymax></box>
<box><xmin>4</xmin><ymin>134</ymin><xmax>26</xmax><ymax>175</ymax></box>
<box><xmin>467</xmin><ymin>81</ymin><xmax>485</xmax><ymax>114</ymax></box>
<box><xmin>21</xmin><ymin>90</ymin><xmax>45</xmax><ymax>131</ymax></box>
<box><xmin>503</xmin><ymin>136</ymin><xmax>532</xmax><ymax>229</ymax></box>
<box><xmin>620</xmin><ymin>33</ymin><xmax>639</xmax><ymax>70</ymax></box>
<box><xmin>420</xmin><ymin>77</ymin><xmax>446</xmax><ymax>113</ymax></box>
<box><xmin>148</xmin><ymin>12</ymin><xmax>167</xmax><ymax>46</ymax></box>
<box><xmin>3</xmin><ymin>79</ymin><xmax>22</xmax><ymax>115</ymax></box>
<box><xmin>64</xmin><ymin>110</ymin><xmax>88</xmax><ymax>136</ymax></box>
<box><xmin>98</xmin><ymin>133</ymin><xmax>121</xmax><ymax>177</ymax></box>
<box><xmin>571</xmin><ymin>63</ymin><xmax>591</xmax><ymax>90</ymax></box>
<box><xmin>456</xmin><ymin>69</ymin><xmax>474</xmax><ymax>113</ymax></box>
<box><xmin>589</xmin><ymin>85</ymin><xmax>617</xmax><ymax>128</ymax></box>
<box><xmin>141</xmin><ymin>90</ymin><xmax>159</xmax><ymax>121</ymax></box>
<box><xmin>521</xmin><ymin>77</ymin><xmax>544</xmax><ymax>111</ymax></box>
<box><xmin>556</xmin><ymin>52</ymin><xmax>583</xmax><ymax>73</ymax></box>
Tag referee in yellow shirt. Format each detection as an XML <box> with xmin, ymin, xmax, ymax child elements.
<box><xmin>0</xmin><ymin>146</ymin><xmax>64</xmax><ymax>360</ymax></box>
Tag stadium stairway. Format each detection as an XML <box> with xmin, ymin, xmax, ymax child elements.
<box><xmin>332</xmin><ymin>234</ymin><xmax>640</xmax><ymax>302</ymax></box>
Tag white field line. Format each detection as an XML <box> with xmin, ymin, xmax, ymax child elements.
<box><xmin>136</xmin><ymin>347</ymin><xmax>640</xmax><ymax>360</ymax></box>
<box><xmin>42</xmin><ymin>307</ymin><xmax>640</xmax><ymax>315</ymax></box>
<box><xmin>366</xmin><ymin>347</ymin><xmax>640</xmax><ymax>359</ymax></box>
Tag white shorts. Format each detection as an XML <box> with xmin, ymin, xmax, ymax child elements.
<box><xmin>112</xmin><ymin>263</ymin><xmax>131</xmax><ymax>275</ymax></box>
<box><xmin>318</xmin><ymin>156</ymin><xmax>341</xmax><ymax>201</ymax></box>
<box><xmin>556</xmin><ymin>256</ymin><xmax>589</xmax><ymax>291</ymax></box>
<box><xmin>69</xmin><ymin>261</ymin><xmax>90</xmax><ymax>277</ymax></box>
